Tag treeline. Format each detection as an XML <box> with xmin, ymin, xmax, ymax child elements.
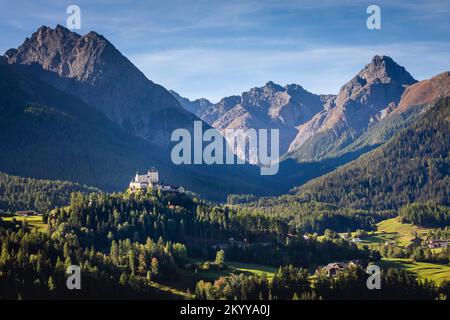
<box><xmin>0</xmin><ymin>171</ymin><xmax>99</xmax><ymax>213</ymax></box>
<box><xmin>223</xmin><ymin>235</ymin><xmax>377</xmax><ymax>268</ymax></box>
<box><xmin>195</xmin><ymin>264</ymin><xmax>450</xmax><ymax>300</ymax></box>
<box><xmin>295</xmin><ymin>96</ymin><xmax>450</xmax><ymax>210</ymax></box>
<box><xmin>227</xmin><ymin>194</ymin><xmax>258</xmax><ymax>205</ymax></box>
<box><xmin>399</xmin><ymin>202</ymin><xmax>450</xmax><ymax>228</ymax></box>
<box><xmin>235</xmin><ymin>197</ymin><xmax>393</xmax><ymax>234</ymax></box>
<box><xmin>377</xmin><ymin>242</ymin><xmax>450</xmax><ymax>264</ymax></box>
<box><xmin>2</xmin><ymin>188</ymin><xmax>447</xmax><ymax>299</ymax></box>
<box><xmin>0</xmin><ymin>219</ymin><xmax>178</xmax><ymax>299</ymax></box>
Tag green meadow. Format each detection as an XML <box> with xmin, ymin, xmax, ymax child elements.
<box><xmin>380</xmin><ymin>258</ymin><xmax>450</xmax><ymax>284</ymax></box>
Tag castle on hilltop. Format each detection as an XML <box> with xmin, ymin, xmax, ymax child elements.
<box><xmin>129</xmin><ymin>168</ymin><xmax>184</xmax><ymax>193</ymax></box>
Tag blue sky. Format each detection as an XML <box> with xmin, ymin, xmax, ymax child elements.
<box><xmin>0</xmin><ymin>0</ymin><xmax>449</xmax><ymax>102</ymax></box>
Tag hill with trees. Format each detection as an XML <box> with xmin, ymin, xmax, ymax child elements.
<box><xmin>295</xmin><ymin>96</ymin><xmax>450</xmax><ymax>210</ymax></box>
<box><xmin>0</xmin><ymin>171</ymin><xmax>99</xmax><ymax>213</ymax></box>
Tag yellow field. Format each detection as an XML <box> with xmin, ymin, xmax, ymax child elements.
<box><xmin>376</xmin><ymin>218</ymin><xmax>429</xmax><ymax>246</ymax></box>
<box><xmin>2</xmin><ymin>215</ymin><xmax>47</xmax><ymax>232</ymax></box>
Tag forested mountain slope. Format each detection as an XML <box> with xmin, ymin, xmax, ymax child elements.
<box><xmin>0</xmin><ymin>58</ymin><xmax>172</xmax><ymax>191</ymax></box>
<box><xmin>0</xmin><ymin>172</ymin><xmax>98</xmax><ymax>213</ymax></box>
<box><xmin>295</xmin><ymin>96</ymin><xmax>450</xmax><ymax>210</ymax></box>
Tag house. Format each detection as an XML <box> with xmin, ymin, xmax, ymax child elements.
<box><xmin>316</xmin><ymin>260</ymin><xmax>362</xmax><ymax>277</ymax></box>
<box><xmin>428</xmin><ymin>239</ymin><xmax>449</xmax><ymax>249</ymax></box>
<box><xmin>340</xmin><ymin>234</ymin><xmax>350</xmax><ymax>240</ymax></box>
<box><xmin>352</xmin><ymin>237</ymin><xmax>362</xmax><ymax>243</ymax></box>
<box><xmin>212</xmin><ymin>237</ymin><xmax>247</xmax><ymax>250</ymax></box>
<box><xmin>15</xmin><ymin>210</ymin><xmax>40</xmax><ymax>217</ymax></box>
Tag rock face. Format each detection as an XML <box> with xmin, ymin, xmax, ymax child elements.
<box><xmin>287</xmin><ymin>55</ymin><xmax>418</xmax><ymax>161</ymax></box>
<box><xmin>177</xmin><ymin>81</ymin><xmax>328</xmax><ymax>163</ymax></box>
<box><xmin>4</xmin><ymin>25</ymin><xmax>198</xmax><ymax>147</ymax></box>
<box><xmin>174</xmin><ymin>56</ymin><xmax>423</xmax><ymax>164</ymax></box>
<box><xmin>170</xmin><ymin>90</ymin><xmax>213</xmax><ymax>117</ymax></box>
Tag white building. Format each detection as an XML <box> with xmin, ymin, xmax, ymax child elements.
<box><xmin>428</xmin><ymin>239</ymin><xmax>449</xmax><ymax>249</ymax></box>
<box><xmin>129</xmin><ymin>168</ymin><xmax>159</xmax><ymax>191</ymax></box>
<box><xmin>129</xmin><ymin>168</ymin><xmax>184</xmax><ymax>193</ymax></box>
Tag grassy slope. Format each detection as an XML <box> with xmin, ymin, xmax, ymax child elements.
<box><xmin>380</xmin><ymin>258</ymin><xmax>450</xmax><ymax>284</ymax></box>
<box><xmin>350</xmin><ymin>217</ymin><xmax>431</xmax><ymax>248</ymax></box>
<box><xmin>376</xmin><ymin>218</ymin><xmax>429</xmax><ymax>246</ymax></box>
<box><xmin>159</xmin><ymin>260</ymin><xmax>277</xmax><ymax>295</ymax></box>
<box><xmin>353</xmin><ymin>217</ymin><xmax>450</xmax><ymax>284</ymax></box>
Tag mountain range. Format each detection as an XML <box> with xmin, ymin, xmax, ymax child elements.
<box><xmin>1</xmin><ymin>25</ymin><xmax>449</xmax><ymax>204</ymax></box>
<box><xmin>0</xmin><ymin>25</ymin><xmax>288</xmax><ymax>201</ymax></box>
<box><xmin>173</xmin><ymin>56</ymin><xmax>449</xmax><ymax>165</ymax></box>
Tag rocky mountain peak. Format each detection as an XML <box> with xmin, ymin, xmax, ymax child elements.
<box><xmin>4</xmin><ymin>25</ymin><xmax>197</xmax><ymax>147</ymax></box>
<box><xmin>285</xmin><ymin>83</ymin><xmax>305</xmax><ymax>92</ymax></box>
<box><xmin>288</xmin><ymin>56</ymin><xmax>419</xmax><ymax>159</ymax></box>
<box><xmin>4</xmin><ymin>25</ymin><xmax>133</xmax><ymax>85</ymax></box>
<box><xmin>358</xmin><ymin>55</ymin><xmax>416</xmax><ymax>85</ymax></box>
<box><xmin>241</xmin><ymin>81</ymin><xmax>284</xmax><ymax>109</ymax></box>
<box><xmin>264</xmin><ymin>81</ymin><xmax>284</xmax><ymax>91</ymax></box>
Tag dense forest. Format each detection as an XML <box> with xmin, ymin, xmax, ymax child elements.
<box><xmin>46</xmin><ymin>191</ymin><xmax>376</xmax><ymax>267</ymax></box>
<box><xmin>0</xmin><ymin>189</ymin><xmax>386</xmax><ymax>299</ymax></box>
<box><xmin>0</xmin><ymin>172</ymin><xmax>99</xmax><ymax>213</ymax></box>
<box><xmin>2</xmin><ymin>187</ymin><xmax>450</xmax><ymax>300</ymax></box>
<box><xmin>0</xmin><ymin>218</ymin><xmax>180</xmax><ymax>299</ymax></box>
<box><xmin>232</xmin><ymin>196</ymin><xmax>393</xmax><ymax>234</ymax></box>
<box><xmin>399</xmin><ymin>202</ymin><xmax>450</xmax><ymax>228</ymax></box>
<box><xmin>295</xmin><ymin>97</ymin><xmax>450</xmax><ymax>210</ymax></box>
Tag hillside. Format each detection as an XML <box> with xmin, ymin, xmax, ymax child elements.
<box><xmin>295</xmin><ymin>96</ymin><xmax>450</xmax><ymax>210</ymax></box>
<box><xmin>324</xmin><ymin>71</ymin><xmax>450</xmax><ymax>160</ymax></box>
<box><xmin>5</xmin><ymin>25</ymin><xmax>198</xmax><ymax>147</ymax></box>
<box><xmin>1</xmin><ymin>26</ymin><xmax>304</xmax><ymax>201</ymax></box>
<box><xmin>0</xmin><ymin>171</ymin><xmax>99</xmax><ymax>213</ymax></box>
<box><xmin>0</xmin><ymin>58</ymin><xmax>172</xmax><ymax>191</ymax></box>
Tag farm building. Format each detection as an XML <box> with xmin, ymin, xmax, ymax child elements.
<box><xmin>428</xmin><ymin>239</ymin><xmax>449</xmax><ymax>249</ymax></box>
<box><xmin>15</xmin><ymin>210</ymin><xmax>41</xmax><ymax>217</ymax></box>
<box><xmin>316</xmin><ymin>260</ymin><xmax>363</xmax><ymax>277</ymax></box>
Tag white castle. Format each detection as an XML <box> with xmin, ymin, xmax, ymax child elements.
<box><xmin>129</xmin><ymin>167</ymin><xmax>184</xmax><ymax>193</ymax></box>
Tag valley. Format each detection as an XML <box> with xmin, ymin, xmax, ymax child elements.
<box><xmin>0</xmin><ymin>23</ymin><xmax>449</xmax><ymax>301</ymax></box>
